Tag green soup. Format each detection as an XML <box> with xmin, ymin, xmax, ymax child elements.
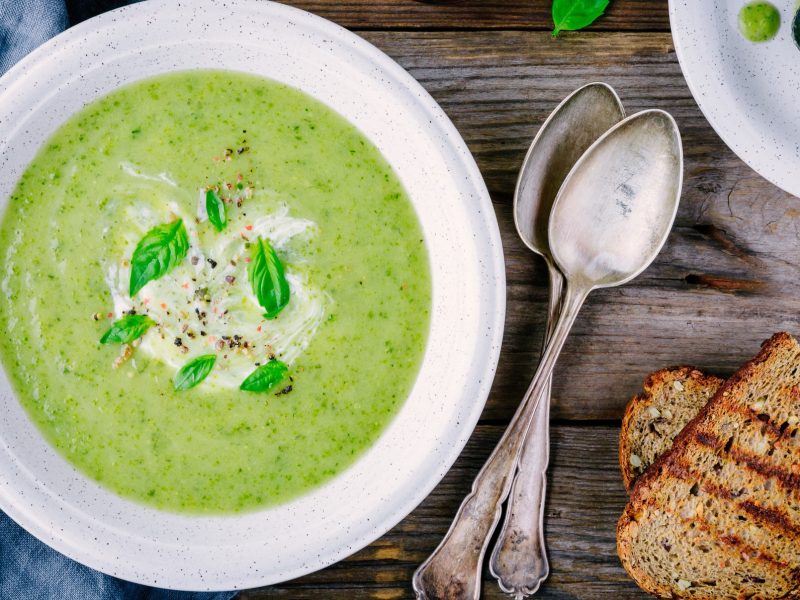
<box><xmin>0</xmin><ymin>70</ymin><xmax>430</xmax><ymax>513</ymax></box>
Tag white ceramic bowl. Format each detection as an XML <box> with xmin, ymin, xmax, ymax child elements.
<box><xmin>670</xmin><ymin>0</ymin><xmax>800</xmax><ymax>197</ymax></box>
<box><xmin>0</xmin><ymin>0</ymin><xmax>505</xmax><ymax>591</ymax></box>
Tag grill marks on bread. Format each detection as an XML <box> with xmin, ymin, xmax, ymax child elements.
<box><xmin>617</xmin><ymin>333</ymin><xmax>800</xmax><ymax>599</ymax></box>
<box><xmin>693</xmin><ymin>429</ymin><xmax>800</xmax><ymax>493</ymax></box>
<box><xmin>618</xmin><ymin>507</ymin><xmax>798</xmax><ymax>599</ymax></box>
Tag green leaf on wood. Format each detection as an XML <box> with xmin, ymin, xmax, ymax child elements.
<box><xmin>552</xmin><ymin>0</ymin><xmax>610</xmax><ymax>37</ymax></box>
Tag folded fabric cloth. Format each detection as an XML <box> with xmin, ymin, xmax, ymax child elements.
<box><xmin>0</xmin><ymin>0</ymin><xmax>67</xmax><ymax>74</ymax></box>
<box><xmin>0</xmin><ymin>1</ymin><xmax>236</xmax><ymax>598</ymax></box>
<box><xmin>0</xmin><ymin>510</ymin><xmax>235</xmax><ymax>600</ymax></box>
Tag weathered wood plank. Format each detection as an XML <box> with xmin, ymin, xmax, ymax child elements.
<box><xmin>281</xmin><ymin>0</ymin><xmax>670</xmax><ymax>32</ymax></box>
<box><xmin>238</xmin><ymin>425</ymin><xmax>645</xmax><ymax>599</ymax></box>
<box><xmin>354</xmin><ymin>31</ymin><xmax>800</xmax><ymax>421</ymax></box>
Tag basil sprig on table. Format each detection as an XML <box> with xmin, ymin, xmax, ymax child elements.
<box><xmin>240</xmin><ymin>359</ymin><xmax>289</xmax><ymax>393</ymax></box>
<box><xmin>129</xmin><ymin>219</ymin><xmax>189</xmax><ymax>296</ymax></box>
<box><xmin>248</xmin><ymin>237</ymin><xmax>291</xmax><ymax>319</ymax></box>
<box><xmin>205</xmin><ymin>189</ymin><xmax>227</xmax><ymax>232</ymax></box>
<box><xmin>173</xmin><ymin>354</ymin><xmax>217</xmax><ymax>391</ymax></box>
<box><xmin>551</xmin><ymin>0</ymin><xmax>610</xmax><ymax>37</ymax></box>
<box><xmin>100</xmin><ymin>314</ymin><xmax>156</xmax><ymax>344</ymax></box>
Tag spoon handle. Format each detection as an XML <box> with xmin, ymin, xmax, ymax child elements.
<box><xmin>488</xmin><ymin>262</ymin><xmax>563</xmax><ymax>597</ymax></box>
<box><xmin>412</xmin><ymin>282</ymin><xmax>587</xmax><ymax>600</ymax></box>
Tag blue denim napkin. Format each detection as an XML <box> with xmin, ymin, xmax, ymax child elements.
<box><xmin>0</xmin><ymin>513</ymin><xmax>236</xmax><ymax>600</ymax></box>
<box><xmin>0</xmin><ymin>1</ymin><xmax>237</xmax><ymax>598</ymax></box>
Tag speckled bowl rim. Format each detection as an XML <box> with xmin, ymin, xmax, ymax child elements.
<box><xmin>0</xmin><ymin>0</ymin><xmax>505</xmax><ymax>591</ymax></box>
<box><xmin>669</xmin><ymin>0</ymin><xmax>800</xmax><ymax>197</ymax></box>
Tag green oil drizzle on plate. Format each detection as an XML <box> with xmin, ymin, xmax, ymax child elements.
<box><xmin>738</xmin><ymin>1</ymin><xmax>781</xmax><ymax>42</ymax></box>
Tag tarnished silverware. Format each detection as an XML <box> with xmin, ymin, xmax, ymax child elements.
<box><xmin>413</xmin><ymin>109</ymin><xmax>682</xmax><ymax>600</ymax></box>
<box><xmin>411</xmin><ymin>83</ymin><xmax>623</xmax><ymax>600</ymax></box>
<box><xmin>490</xmin><ymin>83</ymin><xmax>624</xmax><ymax>599</ymax></box>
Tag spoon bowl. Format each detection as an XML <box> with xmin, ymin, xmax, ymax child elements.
<box><xmin>514</xmin><ymin>82</ymin><xmax>625</xmax><ymax>256</ymax></box>
<box><xmin>549</xmin><ymin>109</ymin><xmax>683</xmax><ymax>289</ymax></box>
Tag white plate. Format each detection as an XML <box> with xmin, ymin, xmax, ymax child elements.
<box><xmin>670</xmin><ymin>0</ymin><xmax>800</xmax><ymax>197</ymax></box>
<box><xmin>0</xmin><ymin>0</ymin><xmax>505</xmax><ymax>591</ymax></box>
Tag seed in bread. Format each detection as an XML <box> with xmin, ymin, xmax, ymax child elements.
<box><xmin>619</xmin><ymin>367</ymin><xmax>722</xmax><ymax>491</ymax></box>
<box><xmin>617</xmin><ymin>332</ymin><xmax>800</xmax><ymax>599</ymax></box>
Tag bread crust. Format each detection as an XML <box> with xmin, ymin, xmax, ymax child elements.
<box><xmin>619</xmin><ymin>366</ymin><xmax>723</xmax><ymax>491</ymax></box>
<box><xmin>617</xmin><ymin>333</ymin><xmax>800</xmax><ymax>599</ymax></box>
<box><xmin>628</xmin><ymin>332</ymin><xmax>795</xmax><ymax>500</ymax></box>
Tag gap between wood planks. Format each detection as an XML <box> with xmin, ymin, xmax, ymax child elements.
<box><xmin>280</xmin><ymin>0</ymin><xmax>671</xmax><ymax>32</ymax></box>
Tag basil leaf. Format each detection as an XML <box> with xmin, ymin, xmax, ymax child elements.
<box><xmin>552</xmin><ymin>0</ymin><xmax>610</xmax><ymax>37</ymax></box>
<box><xmin>205</xmin><ymin>189</ymin><xmax>227</xmax><ymax>232</ymax></box>
<box><xmin>240</xmin><ymin>359</ymin><xmax>289</xmax><ymax>393</ymax></box>
<box><xmin>129</xmin><ymin>219</ymin><xmax>189</xmax><ymax>296</ymax></box>
<box><xmin>100</xmin><ymin>314</ymin><xmax>155</xmax><ymax>344</ymax></box>
<box><xmin>248</xmin><ymin>237</ymin><xmax>290</xmax><ymax>319</ymax></box>
<box><xmin>173</xmin><ymin>354</ymin><xmax>216</xmax><ymax>391</ymax></box>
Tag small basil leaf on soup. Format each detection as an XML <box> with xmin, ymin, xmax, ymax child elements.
<box><xmin>240</xmin><ymin>359</ymin><xmax>289</xmax><ymax>393</ymax></box>
<box><xmin>173</xmin><ymin>354</ymin><xmax>217</xmax><ymax>391</ymax></box>
<box><xmin>551</xmin><ymin>0</ymin><xmax>610</xmax><ymax>37</ymax></box>
<box><xmin>205</xmin><ymin>189</ymin><xmax>227</xmax><ymax>231</ymax></box>
<box><xmin>100</xmin><ymin>314</ymin><xmax>156</xmax><ymax>344</ymax></box>
<box><xmin>129</xmin><ymin>218</ymin><xmax>190</xmax><ymax>296</ymax></box>
<box><xmin>248</xmin><ymin>237</ymin><xmax>290</xmax><ymax>319</ymax></box>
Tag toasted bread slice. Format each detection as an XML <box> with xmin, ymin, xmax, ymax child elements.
<box><xmin>617</xmin><ymin>332</ymin><xmax>800</xmax><ymax>599</ymax></box>
<box><xmin>619</xmin><ymin>367</ymin><xmax>723</xmax><ymax>491</ymax></box>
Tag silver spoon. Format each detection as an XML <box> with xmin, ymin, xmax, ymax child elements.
<box><xmin>412</xmin><ymin>82</ymin><xmax>624</xmax><ymax>600</ymax></box>
<box><xmin>489</xmin><ymin>83</ymin><xmax>625</xmax><ymax>598</ymax></box>
<box><xmin>413</xmin><ymin>109</ymin><xmax>682</xmax><ymax>600</ymax></box>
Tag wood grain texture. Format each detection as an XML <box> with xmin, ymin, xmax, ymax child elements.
<box><xmin>357</xmin><ymin>30</ymin><xmax>800</xmax><ymax>422</ymax></box>
<box><xmin>236</xmin><ymin>20</ymin><xmax>799</xmax><ymax>600</ymax></box>
<box><xmin>239</xmin><ymin>425</ymin><xmax>643</xmax><ymax>599</ymax></box>
<box><xmin>281</xmin><ymin>0</ymin><xmax>670</xmax><ymax>31</ymax></box>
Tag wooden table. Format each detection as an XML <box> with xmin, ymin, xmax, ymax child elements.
<box><xmin>240</xmin><ymin>2</ymin><xmax>800</xmax><ymax>598</ymax></box>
